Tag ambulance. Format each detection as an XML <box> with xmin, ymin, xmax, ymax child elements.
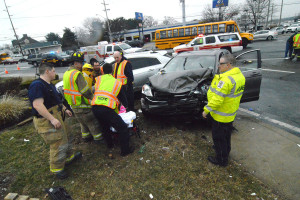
<box><xmin>81</xmin><ymin>41</ymin><xmax>143</xmax><ymax>62</ymax></box>
<box><xmin>172</xmin><ymin>32</ymin><xmax>243</xmax><ymax>56</ymax></box>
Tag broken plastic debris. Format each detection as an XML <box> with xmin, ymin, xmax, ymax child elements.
<box><xmin>297</xmin><ymin>144</ymin><xmax>300</xmax><ymax>148</ymax></box>
<box><xmin>9</xmin><ymin>137</ymin><xmax>14</xmax><ymax>140</ymax></box>
<box><xmin>149</xmin><ymin>193</ymin><xmax>153</xmax><ymax>199</ymax></box>
<box><xmin>229</xmin><ymin>175</ymin><xmax>232</xmax><ymax>178</ymax></box>
<box><xmin>139</xmin><ymin>145</ymin><xmax>145</xmax><ymax>153</ymax></box>
<box><xmin>24</xmin><ymin>139</ymin><xmax>30</xmax><ymax>142</ymax></box>
<box><xmin>146</xmin><ymin>160</ymin><xmax>150</xmax><ymax>163</ymax></box>
<box><xmin>249</xmin><ymin>108</ymin><xmax>254</xmax><ymax>111</ymax></box>
<box><xmin>138</xmin><ymin>109</ymin><xmax>142</xmax><ymax>113</ymax></box>
<box><xmin>251</xmin><ymin>193</ymin><xmax>256</xmax><ymax>196</ymax></box>
<box><xmin>162</xmin><ymin>147</ymin><xmax>170</xmax><ymax>151</ymax></box>
<box><xmin>140</xmin><ymin>157</ymin><xmax>144</xmax><ymax>161</ymax></box>
<box><xmin>252</xmin><ymin>128</ymin><xmax>255</xmax><ymax>130</ymax></box>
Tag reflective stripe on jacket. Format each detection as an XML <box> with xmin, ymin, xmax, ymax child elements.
<box><xmin>63</xmin><ymin>69</ymin><xmax>91</xmax><ymax>108</ymax></box>
<box><xmin>204</xmin><ymin>67</ymin><xmax>245</xmax><ymax>123</ymax></box>
<box><xmin>91</xmin><ymin>74</ymin><xmax>122</xmax><ymax>111</ymax></box>
<box><xmin>293</xmin><ymin>33</ymin><xmax>300</xmax><ymax>49</ymax></box>
<box><xmin>113</xmin><ymin>60</ymin><xmax>128</xmax><ymax>85</ymax></box>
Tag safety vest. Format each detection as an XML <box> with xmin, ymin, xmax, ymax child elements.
<box><xmin>91</xmin><ymin>74</ymin><xmax>122</xmax><ymax>111</ymax></box>
<box><xmin>204</xmin><ymin>67</ymin><xmax>246</xmax><ymax>123</ymax></box>
<box><xmin>113</xmin><ymin>60</ymin><xmax>128</xmax><ymax>85</ymax></box>
<box><xmin>293</xmin><ymin>33</ymin><xmax>300</xmax><ymax>49</ymax></box>
<box><xmin>63</xmin><ymin>69</ymin><xmax>91</xmax><ymax>108</ymax></box>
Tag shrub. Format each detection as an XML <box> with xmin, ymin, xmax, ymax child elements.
<box><xmin>0</xmin><ymin>94</ymin><xmax>29</xmax><ymax>127</ymax></box>
<box><xmin>20</xmin><ymin>79</ymin><xmax>35</xmax><ymax>90</ymax></box>
<box><xmin>0</xmin><ymin>77</ymin><xmax>22</xmax><ymax>96</ymax></box>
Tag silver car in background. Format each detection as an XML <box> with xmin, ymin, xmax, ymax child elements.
<box><xmin>253</xmin><ymin>30</ymin><xmax>278</xmax><ymax>40</ymax></box>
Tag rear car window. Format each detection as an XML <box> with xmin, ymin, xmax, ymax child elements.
<box><xmin>205</xmin><ymin>36</ymin><xmax>216</xmax><ymax>44</ymax></box>
<box><xmin>218</xmin><ymin>34</ymin><xmax>239</xmax><ymax>42</ymax></box>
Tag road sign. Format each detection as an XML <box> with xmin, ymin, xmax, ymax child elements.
<box><xmin>212</xmin><ymin>0</ymin><xmax>228</xmax><ymax>8</ymax></box>
<box><xmin>135</xmin><ymin>12</ymin><xmax>143</xmax><ymax>21</ymax></box>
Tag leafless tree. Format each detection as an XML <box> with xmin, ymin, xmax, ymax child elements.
<box><xmin>201</xmin><ymin>4</ymin><xmax>241</xmax><ymax>23</ymax></box>
<box><xmin>77</xmin><ymin>17</ymin><xmax>105</xmax><ymax>46</ymax></box>
<box><xmin>143</xmin><ymin>16</ymin><xmax>158</xmax><ymax>28</ymax></box>
<box><xmin>162</xmin><ymin>16</ymin><xmax>178</xmax><ymax>25</ymax></box>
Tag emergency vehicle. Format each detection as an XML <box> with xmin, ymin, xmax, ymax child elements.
<box><xmin>81</xmin><ymin>41</ymin><xmax>143</xmax><ymax>62</ymax></box>
<box><xmin>172</xmin><ymin>32</ymin><xmax>243</xmax><ymax>56</ymax></box>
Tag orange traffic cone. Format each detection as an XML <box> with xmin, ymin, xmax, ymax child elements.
<box><xmin>17</xmin><ymin>65</ymin><xmax>20</xmax><ymax>70</ymax></box>
<box><xmin>4</xmin><ymin>68</ymin><xmax>8</xmax><ymax>74</ymax></box>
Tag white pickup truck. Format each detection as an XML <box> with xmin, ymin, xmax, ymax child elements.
<box><xmin>172</xmin><ymin>32</ymin><xmax>243</xmax><ymax>56</ymax></box>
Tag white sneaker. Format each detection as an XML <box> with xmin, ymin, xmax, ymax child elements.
<box><xmin>284</xmin><ymin>57</ymin><xmax>290</xmax><ymax>60</ymax></box>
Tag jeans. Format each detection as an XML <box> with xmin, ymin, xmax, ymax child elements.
<box><xmin>285</xmin><ymin>42</ymin><xmax>293</xmax><ymax>57</ymax></box>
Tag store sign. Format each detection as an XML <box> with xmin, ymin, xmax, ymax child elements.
<box><xmin>213</xmin><ymin>0</ymin><xmax>228</xmax><ymax>8</ymax></box>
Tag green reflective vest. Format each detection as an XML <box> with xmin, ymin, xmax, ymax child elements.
<box><xmin>91</xmin><ymin>74</ymin><xmax>122</xmax><ymax>111</ymax></box>
<box><xmin>293</xmin><ymin>33</ymin><xmax>300</xmax><ymax>49</ymax></box>
<box><xmin>204</xmin><ymin>67</ymin><xmax>246</xmax><ymax>123</ymax></box>
<box><xmin>63</xmin><ymin>69</ymin><xmax>91</xmax><ymax>108</ymax></box>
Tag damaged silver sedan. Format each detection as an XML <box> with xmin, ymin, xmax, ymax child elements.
<box><xmin>141</xmin><ymin>49</ymin><xmax>262</xmax><ymax>116</ymax></box>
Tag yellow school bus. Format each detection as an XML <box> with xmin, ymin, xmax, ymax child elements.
<box><xmin>0</xmin><ymin>52</ymin><xmax>12</xmax><ymax>64</ymax></box>
<box><xmin>155</xmin><ymin>20</ymin><xmax>253</xmax><ymax>50</ymax></box>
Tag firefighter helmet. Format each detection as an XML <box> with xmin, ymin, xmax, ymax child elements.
<box><xmin>71</xmin><ymin>52</ymin><xmax>84</xmax><ymax>62</ymax></box>
<box><xmin>82</xmin><ymin>63</ymin><xmax>93</xmax><ymax>71</ymax></box>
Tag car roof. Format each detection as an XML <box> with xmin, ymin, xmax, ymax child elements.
<box><xmin>176</xmin><ymin>49</ymin><xmax>229</xmax><ymax>57</ymax></box>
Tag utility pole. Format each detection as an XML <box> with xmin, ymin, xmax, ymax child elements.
<box><xmin>3</xmin><ymin>0</ymin><xmax>24</xmax><ymax>56</ymax></box>
<box><xmin>102</xmin><ymin>0</ymin><xmax>112</xmax><ymax>43</ymax></box>
<box><xmin>180</xmin><ymin>0</ymin><xmax>186</xmax><ymax>26</ymax></box>
<box><xmin>270</xmin><ymin>4</ymin><xmax>274</xmax><ymax>24</ymax></box>
<box><xmin>265</xmin><ymin>0</ymin><xmax>271</xmax><ymax>28</ymax></box>
<box><xmin>279</xmin><ymin>0</ymin><xmax>284</xmax><ymax>25</ymax></box>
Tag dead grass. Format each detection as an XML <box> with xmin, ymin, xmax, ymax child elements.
<box><xmin>0</xmin><ymin>111</ymin><xmax>281</xmax><ymax>200</ymax></box>
<box><xmin>0</xmin><ymin>94</ymin><xmax>29</xmax><ymax>126</ymax></box>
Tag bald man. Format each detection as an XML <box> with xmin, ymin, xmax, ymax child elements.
<box><xmin>113</xmin><ymin>51</ymin><xmax>134</xmax><ymax>111</ymax></box>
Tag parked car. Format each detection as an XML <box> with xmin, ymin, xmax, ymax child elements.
<box><xmin>270</xmin><ymin>27</ymin><xmax>285</xmax><ymax>34</ymax></box>
<box><xmin>27</xmin><ymin>54</ymin><xmax>43</xmax><ymax>67</ymax></box>
<box><xmin>42</xmin><ymin>52</ymin><xmax>70</xmax><ymax>67</ymax></box>
<box><xmin>124</xmin><ymin>40</ymin><xmax>145</xmax><ymax>47</ymax></box>
<box><xmin>140</xmin><ymin>49</ymin><xmax>262</xmax><ymax>116</ymax></box>
<box><xmin>286</xmin><ymin>24</ymin><xmax>300</xmax><ymax>33</ymax></box>
<box><xmin>253</xmin><ymin>30</ymin><xmax>278</xmax><ymax>40</ymax></box>
<box><xmin>55</xmin><ymin>50</ymin><xmax>171</xmax><ymax>93</ymax></box>
<box><xmin>172</xmin><ymin>32</ymin><xmax>243</xmax><ymax>56</ymax></box>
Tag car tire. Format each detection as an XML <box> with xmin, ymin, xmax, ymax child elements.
<box><xmin>242</xmin><ymin>38</ymin><xmax>248</xmax><ymax>49</ymax></box>
<box><xmin>266</xmin><ymin>36</ymin><xmax>273</xmax><ymax>40</ymax></box>
<box><xmin>57</xmin><ymin>61</ymin><xmax>63</xmax><ymax>67</ymax></box>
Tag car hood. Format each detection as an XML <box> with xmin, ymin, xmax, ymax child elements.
<box><xmin>124</xmin><ymin>47</ymin><xmax>143</xmax><ymax>53</ymax></box>
<box><xmin>173</xmin><ymin>44</ymin><xmax>188</xmax><ymax>51</ymax></box>
<box><xmin>149</xmin><ymin>68</ymin><xmax>213</xmax><ymax>94</ymax></box>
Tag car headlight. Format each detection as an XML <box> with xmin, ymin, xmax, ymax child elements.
<box><xmin>142</xmin><ymin>84</ymin><xmax>153</xmax><ymax>97</ymax></box>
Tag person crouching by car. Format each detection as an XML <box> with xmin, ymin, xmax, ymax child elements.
<box><xmin>202</xmin><ymin>53</ymin><xmax>245</xmax><ymax>167</ymax></box>
<box><xmin>92</xmin><ymin>63</ymin><xmax>134</xmax><ymax>157</ymax></box>
<box><xmin>28</xmin><ymin>62</ymin><xmax>82</xmax><ymax>179</ymax></box>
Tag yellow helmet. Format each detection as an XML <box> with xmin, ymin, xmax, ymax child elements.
<box><xmin>82</xmin><ymin>63</ymin><xmax>93</xmax><ymax>71</ymax></box>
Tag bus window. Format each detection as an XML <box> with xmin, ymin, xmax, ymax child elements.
<box><xmin>192</xmin><ymin>27</ymin><xmax>197</xmax><ymax>35</ymax></box>
<box><xmin>185</xmin><ymin>28</ymin><xmax>191</xmax><ymax>36</ymax></box>
<box><xmin>167</xmin><ymin>30</ymin><xmax>172</xmax><ymax>38</ymax></box>
<box><xmin>198</xmin><ymin>26</ymin><xmax>204</xmax><ymax>34</ymax></box>
<box><xmin>227</xmin><ymin>24</ymin><xmax>234</xmax><ymax>32</ymax></box>
<box><xmin>156</xmin><ymin>33</ymin><xmax>159</xmax><ymax>40</ymax></box>
<box><xmin>161</xmin><ymin>31</ymin><xmax>166</xmax><ymax>39</ymax></box>
<box><xmin>212</xmin><ymin>25</ymin><xmax>218</xmax><ymax>33</ymax></box>
<box><xmin>179</xmin><ymin>28</ymin><xmax>184</xmax><ymax>37</ymax></box>
<box><xmin>234</xmin><ymin>25</ymin><xmax>240</xmax><ymax>32</ymax></box>
<box><xmin>219</xmin><ymin>23</ymin><xmax>225</xmax><ymax>32</ymax></box>
<box><xmin>173</xmin><ymin>29</ymin><xmax>178</xmax><ymax>37</ymax></box>
<box><xmin>205</xmin><ymin>25</ymin><xmax>211</xmax><ymax>33</ymax></box>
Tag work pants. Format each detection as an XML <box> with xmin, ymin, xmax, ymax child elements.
<box><xmin>92</xmin><ymin>106</ymin><xmax>130</xmax><ymax>154</ymax></box>
<box><xmin>125</xmin><ymin>84</ymin><xmax>135</xmax><ymax>111</ymax></box>
<box><xmin>292</xmin><ymin>48</ymin><xmax>300</xmax><ymax>60</ymax></box>
<box><xmin>285</xmin><ymin>42</ymin><xmax>293</xmax><ymax>57</ymax></box>
<box><xmin>33</xmin><ymin>105</ymin><xmax>74</xmax><ymax>173</ymax></box>
<box><xmin>210</xmin><ymin>116</ymin><xmax>233</xmax><ymax>165</ymax></box>
<box><xmin>73</xmin><ymin>108</ymin><xmax>103</xmax><ymax>141</ymax></box>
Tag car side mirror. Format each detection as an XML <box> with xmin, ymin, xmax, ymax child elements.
<box><xmin>191</xmin><ymin>43</ymin><xmax>195</xmax><ymax>46</ymax></box>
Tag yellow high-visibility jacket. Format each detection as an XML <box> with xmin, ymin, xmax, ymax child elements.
<box><xmin>293</xmin><ymin>33</ymin><xmax>300</xmax><ymax>49</ymax></box>
<box><xmin>204</xmin><ymin>67</ymin><xmax>245</xmax><ymax>123</ymax></box>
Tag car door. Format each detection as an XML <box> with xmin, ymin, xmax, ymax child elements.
<box><xmin>235</xmin><ymin>49</ymin><xmax>262</xmax><ymax>102</ymax></box>
<box><xmin>127</xmin><ymin>57</ymin><xmax>163</xmax><ymax>92</ymax></box>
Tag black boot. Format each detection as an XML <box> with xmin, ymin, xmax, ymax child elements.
<box><xmin>207</xmin><ymin>156</ymin><xmax>228</xmax><ymax>167</ymax></box>
<box><xmin>55</xmin><ymin>170</ymin><xmax>68</xmax><ymax>180</ymax></box>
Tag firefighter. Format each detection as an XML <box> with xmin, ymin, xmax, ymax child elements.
<box><xmin>113</xmin><ymin>51</ymin><xmax>135</xmax><ymax>111</ymax></box>
<box><xmin>291</xmin><ymin>31</ymin><xmax>300</xmax><ymax>61</ymax></box>
<box><xmin>90</xmin><ymin>58</ymin><xmax>101</xmax><ymax>84</ymax></box>
<box><xmin>82</xmin><ymin>63</ymin><xmax>94</xmax><ymax>88</ymax></box>
<box><xmin>28</xmin><ymin>62</ymin><xmax>82</xmax><ymax>179</ymax></box>
<box><xmin>63</xmin><ymin>52</ymin><xmax>103</xmax><ymax>143</ymax></box>
<box><xmin>202</xmin><ymin>53</ymin><xmax>245</xmax><ymax>167</ymax></box>
<box><xmin>91</xmin><ymin>63</ymin><xmax>134</xmax><ymax>157</ymax></box>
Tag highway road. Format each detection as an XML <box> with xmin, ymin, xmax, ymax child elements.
<box><xmin>0</xmin><ymin>33</ymin><xmax>299</xmax><ymax>135</ymax></box>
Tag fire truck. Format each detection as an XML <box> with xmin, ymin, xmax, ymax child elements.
<box><xmin>81</xmin><ymin>41</ymin><xmax>143</xmax><ymax>62</ymax></box>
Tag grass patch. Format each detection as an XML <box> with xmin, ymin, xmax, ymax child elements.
<box><xmin>0</xmin><ymin>112</ymin><xmax>280</xmax><ymax>199</ymax></box>
<box><xmin>0</xmin><ymin>77</ymin><xmax>22</xmax><ymax>96</ymax></box>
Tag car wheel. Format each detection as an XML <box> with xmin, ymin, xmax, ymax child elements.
<box><xmin>266</xmin><ymin>36</ymin><xmax>273</xmax><ymax>40</ymax></box>
<box><xmin>57</xmin><ymin>61</ymin><xmax>63</xmax><ymax>67</ymax></box>
<box><xmin>242</xmin><ymin>38</ymin><xmax>248</xmax><ymax>49</ymax></box>
<box><xmin>33</xmin><ymin>62</ymin><xmax>38</xmax><ymax>67</ymax></box>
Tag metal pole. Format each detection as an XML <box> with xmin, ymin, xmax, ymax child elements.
<box><xmin>3</xmin><ymin>0</ymin><xmax>24</xmax><ymax>56</ymax></box>
<box><xmin>102</xmin><ymin>0</ymin><xmax>112</xmax><ymax>43</ymax></box>
<box><xmin>279</xmin><ymin>0</ymin><xmax>284</xmax><ymax>25</ymax></box>
<box><xmin>180</xmin><ymin>0</ymin><xmax>186</xmax><ymax>26</ymax></box>
<box><xmin>265</xmin><ymin>0</ymin><xmax>271</xmax><ymax>28</ymax></box>
<box><xmin>219</xmin><ymin>7</ymin><xmax>222</xmax><ymax>21</ymax></box>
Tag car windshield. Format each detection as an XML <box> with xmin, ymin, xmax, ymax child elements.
<box><xmin>58</xmin><ymin>52</ymin><xmax>68</xmax><ymax>56</ymax></box>
<box><xmin>164</xmin><ymin>55</ymin><xmax>215</xmax><ymax>72</ymax></box>
<box><xmin>291</xmin><ymin>24</ymin><xmax>298</xmax><ymax>27</ymax></box>
<box><xmin>118</xmin><ymin>43</ymin><xmax>131</xmax><ymax>50</ymax></box>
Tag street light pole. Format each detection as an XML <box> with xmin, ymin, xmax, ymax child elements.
<box><xmin>102</xmin><ymin>0</ymin><xmax>112</xmax><ymax>43</ymax></box>
<box><xmin>3</xmin><ymin>0</ymin><xmax>24</xmax><ymax>56</ymax></box>
<box><xmin>279</xmin><ymin>0</ymin><xmax>284</xmax><ymax>26</ymax></box>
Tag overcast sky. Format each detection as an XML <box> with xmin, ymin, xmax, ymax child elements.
<box><xmin>0</xmin><ymin>0</ymin><xmax>299</xmax><ymax>46</ymax></box>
